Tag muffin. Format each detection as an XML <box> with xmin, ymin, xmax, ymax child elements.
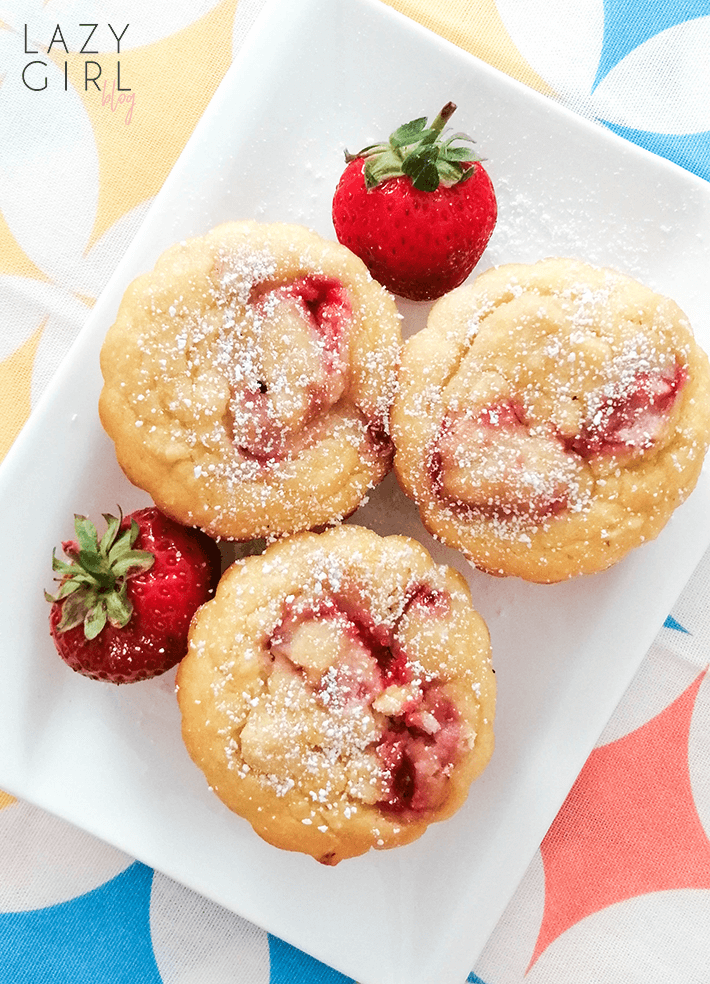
<box><xmin>392</xmin><ymin>258</ymin><xmax>710</xmax><ymax>582</ymax></box>
<box><xmin>99</xmin><ymin>221</ymin><xmax>401</xmax><ymax>540</ymax></box>
<box><xmin>176</xmin><ymin>525</ymin><xmax>495</xmax><ymax>864</ymax></box>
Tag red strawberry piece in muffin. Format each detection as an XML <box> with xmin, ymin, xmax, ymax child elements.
<box><xmin>570</xmin><ymin>362</ymin><xmax>688</xmax><ymax>457</ymax></box>
<box><xmin>431</xmin><ymin>402</ymin><xmax>579</xmax><ymax>521</ymax></box>
<box><xmin>232</xmin><ymin>276</ymin><xmax>352</xmax><ymax>463</ymax></box>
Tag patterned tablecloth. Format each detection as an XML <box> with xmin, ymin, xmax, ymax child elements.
<box><xmin>1</xmin><ymin>1</ymin><xmax>710</xmax><ymax>982</ymax></box>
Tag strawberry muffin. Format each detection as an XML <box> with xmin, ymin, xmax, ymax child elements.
<box><xmin>99</xmin><ymin>222</ymin><xmax>401</xmax><ymax>541</ymax></box>
<box><xmin>176</xmin><ymin>525</ymin><xmax>495</xmax><ymax>864</ymax></box>
<box><xmin>392</xmin><ymin>259</ymin><xmax>710</xmax><ymax>582</ymax></box>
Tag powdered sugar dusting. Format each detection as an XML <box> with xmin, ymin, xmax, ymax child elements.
<box><xmin>102</xmin><ymin>222</ymin><xmax>402</xmax><ymax>541</ymax></box>
<box><xmin>392</xmin><ymin>257</ymin><xmax>710</xmax><ymax>580</ymax></box>
<box><xmin>179</xmin><ymin>528</ymin><xmax>495</xmax><ymax>859</ymax></box>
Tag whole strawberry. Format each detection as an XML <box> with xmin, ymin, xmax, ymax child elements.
<box><xmin>46</xmin><ymin>508</ymin><xmax>222</xmax><ymax>683</ymax></box>
<box><xmin>332</xmin><ymin>102</ymin><xmax>497</xmax><ymax>301</ymax></box>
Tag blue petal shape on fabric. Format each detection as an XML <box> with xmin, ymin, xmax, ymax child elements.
<box><xmin>599</xmin><ymin>119</ymin><xmax>710</xmax><ymax>182</ymax></box>
<box><xmin>0</xmin><ymin>861</ymin><xmax>161</xmax><ymax>984</ymax></box>
<box><xmin>467</xmin><ymin>972</ymin><xmax>489</xmax><ymax>983</ymax></box>
<box><xmin>664</xmin><ymin>614</ymin><xmax>691</xmax><ymax>634</ymax></box>
<box><xmin>268</xmin><ymin>935</ymin><xmax>355</xmax><ymax>984</ymax></box>
<box><xmin>594</xmin><ymin>1</ymin><xmax>710</xmax><ymax>90</ymax></box>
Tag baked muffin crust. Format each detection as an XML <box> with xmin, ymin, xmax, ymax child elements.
<box><xmin>99</xmin><ymin>221</ymin><xmax>401</xmax><ymax>540</ymax></box>
<box><xmin>392</xmin><ymin>259</ymin><xmax>710</xmax><ymax>582</ymax></box>
<box><xmin>176</xmin><ymin>525</ymin><xmax>495</xmax><ymax>864</ymax></box>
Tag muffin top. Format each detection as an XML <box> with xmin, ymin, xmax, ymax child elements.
<box><xmin>176</xmin><ymin>525</ymin><xmax>495</xmax><ymax>864</ymax></box>
<box><xmin>99</xmin><ymin>221</ymin><xmax>401</xmax><ymax>540</ymax></box>
<box><xmin>392</xmin><ymin>258</ymin><xmax>710</xmax><ymax>581</ymax></box>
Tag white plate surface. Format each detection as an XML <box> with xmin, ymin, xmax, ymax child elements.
<box><xmin>1</xmin><ymin>1</ymin><xmax>710</xmax><ymax>983</ymax></box>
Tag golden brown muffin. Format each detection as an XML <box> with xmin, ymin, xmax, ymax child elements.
<box><xmin>176</xmin><ymin>525</ymin><xmax>495</xmax><ymax>864</ymax></box>
<box><xmin>99</xmin><ymin>221</ymin><xmax>401</xmax><ymax>540</ymax></box>
<box><xmin>392</xmin><ymin>259</ymin><xmax>710</xmax><ymax>582</ymax></box>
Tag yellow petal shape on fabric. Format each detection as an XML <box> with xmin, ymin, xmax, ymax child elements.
<box><xmin>0</xmin><ymin>791</ymin><xmax>16</xmax><ymax>810</ymax></box>
<box><xmin>51</xmin><ymin>0</ymin><xmax>239</xmax><ymax>253</ymax></box>
<box><xmin>0</xmin><ymin>211</ymin><xmax>49</xmax><ymax>282</ymax></box>
<box><xmin>380</xmin><ymin>0</ymin><xmax>556</xmax><ymax>96</ymax></box>
<box><xmin>0</xmin><ymin>317</ymin><xmax>46</xmax><ymax>462</ymax></box>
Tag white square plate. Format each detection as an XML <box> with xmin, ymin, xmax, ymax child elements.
<box><xmin>1</xmin><ymin>1</ymin><xmax>710</xmax><ymax>982</ymax></box>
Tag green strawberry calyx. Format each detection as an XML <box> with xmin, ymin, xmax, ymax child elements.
<box><xmin>345</xmin><ymin>102</ymin><xmax>481</xmax><ymax>192</ymax></box>
<box><xmin>45</xmin><ymin>512</ymin><xmax>154</xmax><ymax>641</ymax></box>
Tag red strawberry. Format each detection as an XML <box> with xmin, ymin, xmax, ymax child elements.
<box><xmin>332</xmin><ymin>102</ymin><xmax>497</xmax><ymax>302</ymax></box>
<box><xmin>46</xmin><ymin>508</ymin><xmax>222</xmax><ymax>683</ymax></box>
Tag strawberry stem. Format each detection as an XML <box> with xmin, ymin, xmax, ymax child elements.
<box><xmin>431</xmin><ymin>102</ymin><xmax>456</xmax><ymax>133</ymax></box>
<box><xmin>348</xmin><ymin>102</ymin><xmax>478</xmax><ymax>193</ymax></box>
